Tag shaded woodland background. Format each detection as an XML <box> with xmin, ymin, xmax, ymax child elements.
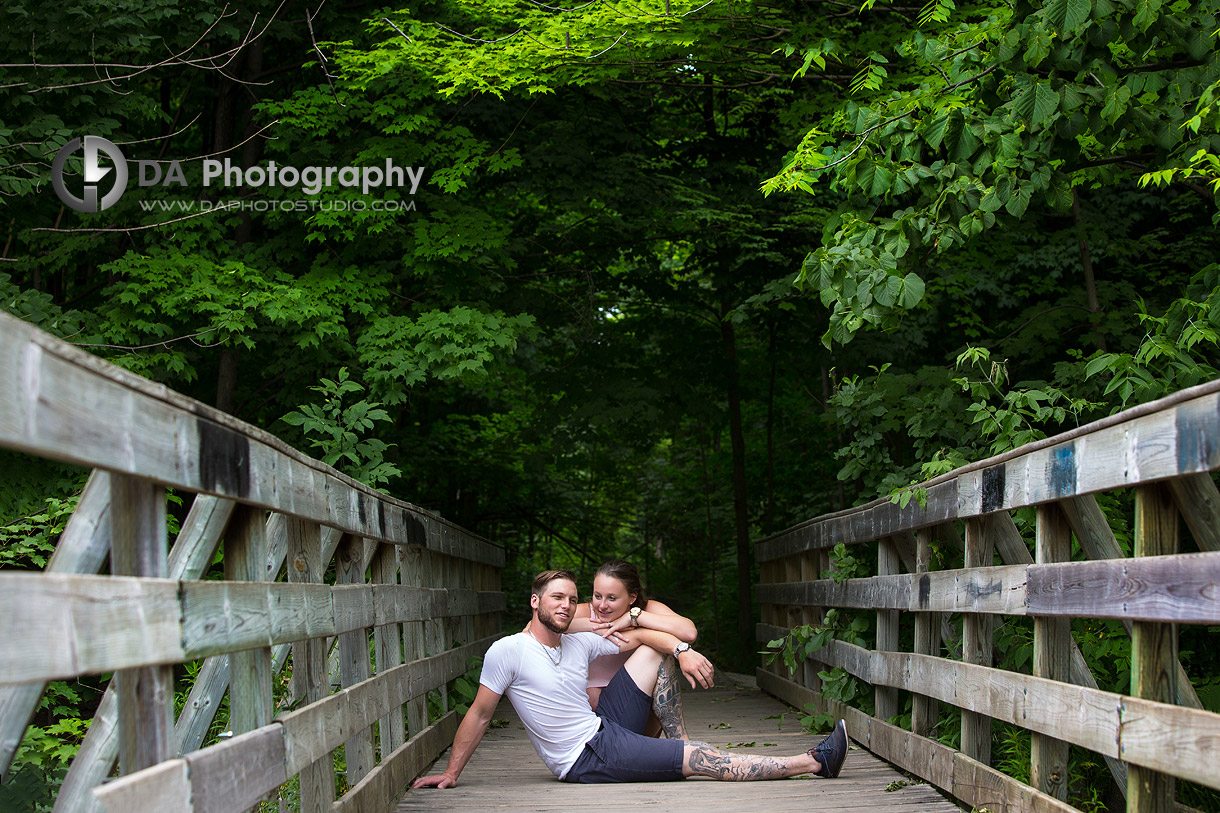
<box><xmin>2</xmin><ymin>1</ymin><xmax>1219</xmax><ymax>809</ymax></box>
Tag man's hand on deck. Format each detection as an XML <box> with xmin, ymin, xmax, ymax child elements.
<box><xmin>412</xmin><ymin>772</ymin><xmax>459</xmax><ymax>789</ymax></box>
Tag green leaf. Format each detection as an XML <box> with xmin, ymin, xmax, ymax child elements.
<box><xmin>1005</xmin><ymin>185</ymin><xmax>1031</xmax><ymax>217</ymax></box>
<box><xmin>1032</xmin><ymin>83</ymin><xmax>1061</xmax><ymax>125</ymax></box>
<box><xmin>1133</xmin><ymin>0</ymin><xmax>1162</xmax><ymax>30</ymax></box>
<box><xmin>1064</xmin><ymin>0</ymin><xmax>1092</xmax><ymax>30</ymax></box>
<box><xmin>899</xmin><ymin>273</ymin><xmax>925</xmax><ymax>308</ymax></box>
<box><xmin>869</xmin><ymin>166</ymin><xmax>895</xmax><ymax>197</ymax></box>
<box><xmin>924</xmin><ymin>113</ymin><xmax>950</xmax><ymax>150</ymax></box>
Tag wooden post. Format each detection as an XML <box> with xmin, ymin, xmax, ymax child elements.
<box><xmin>224</xmin><ymin>506</ymin><xmax>272</xmax><ymax>738</ymax></box>
<box><xmin>962</xmin><ymin>518</ymin><xmax>993</xmax><ymax>765</ymax></box>
<box><xmin>287</xmin><ymin>518</ymin><xmax>333</xmax><ymax>813</ymax></box>
<box><xmin>1031</xmin><ymin>503</ymin><xmax>1071</xmax><ymax>800</ymax></box>
<box><xmin>1128</xmin><ymin>485</ymin><xmax>1178</xmax><ymax>813</ymax></box>
<box><xmin>875</xmin><ymin>537</ymin><xmax>900</xmax><ymax>722</ymax></box>
<box><xmin>426</xmin><ymin>550</ymin><xmax>450</xmax><ymax>711</ymax></box>
<box><xmin>399</xmin><ymin>545</ymin><xmax>428</xmax><ymax>738</ymax></box>
<box><xmin>912</xmin><ymin>529</ymin><xmax>940</xmax><ymax>737</ymax></box>
<box><xmin>372</xmin><ymin>543</ymin><xmax>406</xmax><ymax>754</ymax></box>
<box><xmin>799</xmin><ymin>549</ymin><xmax>825</xmax><ymax>703</ymax></box>
<box><xmin>336</xmin><ymin>534</ymin><xmax>375</xmax><ymax>786</ymax></box>
<box><xmin>110</xmin><ymin>474</ymin><xmax>173</xmax><ymax>777</ymax></box>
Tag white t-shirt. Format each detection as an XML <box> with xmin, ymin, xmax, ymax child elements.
<box><xmin>479</xmin><ymin>631</ymin><xmax>620</xmax><ymax>779</ymax></box>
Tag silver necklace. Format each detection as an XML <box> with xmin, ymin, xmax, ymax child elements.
<box><xmin>526</xmin><ymin>627</ymin><xmax>562</xmax><ymax>666</ymax></box>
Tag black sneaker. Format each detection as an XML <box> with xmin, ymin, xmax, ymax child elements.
<box><xmin>809</xmin><ymin>719</ymin><xmax>847</xmax><ymax>778</ymax></box>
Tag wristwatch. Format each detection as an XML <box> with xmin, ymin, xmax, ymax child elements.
<box><xmin>628</xmin><ymin>606</ymin><xmax>642</xmax><ymax>627</ymax></box>
<box><xmin>673</xmin><ymin>642</ymin><xmax>691</xmax><ymax>658</ymax></box>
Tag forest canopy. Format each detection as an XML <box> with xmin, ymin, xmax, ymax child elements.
<box><xmin>2</xmin><ymin>0</ymin><xmax>1219</xmax><ymax>808</ymax></box>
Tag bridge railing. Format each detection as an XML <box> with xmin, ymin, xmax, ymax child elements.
<box><xmin>0</xmin><ymin>311</ymin><xmax>504</xmax><ymax>813</ymax></box>
<box><xmin>757</xmin><ymin>381</ymin><xmax>1220</xmax><ymax>813</ymax></box>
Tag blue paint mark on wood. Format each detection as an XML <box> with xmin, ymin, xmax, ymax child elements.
<box><xmin>197</xmin><ymin>419</ymin><xmax>250</xmax><ymax>498</ymax></box>
<box><xmin>403</xmin><ymin>508</ymin><xmax>427</xmax><ymax>547</ymax></box>
<box><xmin>1176</xmin><ymin>396</ymin><xmax>1220</xmax><ymax>472</ymax></box>
<box><xmin>982</xmin><ymin>465</ymin><xmax>1006</xmax><ymax>513</ymax></box>
<box><xmin>1049</xmin><ymin>444</ymin><xmax>1077</xmax><ymax>499</ymax></box>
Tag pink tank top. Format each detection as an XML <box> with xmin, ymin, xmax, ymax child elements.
<box><xmin>587</xmin><ymin>650</ymin><xmax>630</xmax><ymax>688</ymax></box>
<box><xmin>583</xmin><ymin>606</ymin><xmax>630</xmax><ymax>688</ymax></box>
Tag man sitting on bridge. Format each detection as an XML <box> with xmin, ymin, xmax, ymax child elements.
<box><xmin>412</xmin><ymin>569</ymin><xmax>848</xmax><ymax>787</ymax></box>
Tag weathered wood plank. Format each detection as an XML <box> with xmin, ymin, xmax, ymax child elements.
<box><xmin>1031</xmin><ymin>503</ymin><xmax>1071</xmax><ymax>801</ymax></box>
<box><xmin>46</xmin><ymin>470</ymin><xmax>114</xmax><ymax>572</ymax></box>
<box><xmin>919</xmin><ymin>564</ymin><xmax>1028</xmax><ymax>615</ymax></box>
<box><xmin>757</xmin><ymin>574</ymin><xmax>910</xmax><ymax>611</ymax></box>
<box><xmin>961</xmin><ymin>519</ymin><xmax>992</xmax><ymax>766</ymax></box>
<box><xmin>912</xmin><ymin>529</ymin><xmax>940</xmax><ymax>739</ymax></box>
<box><xmin>336</xmin><ymin>535</ymin><xmax>376</xmax><ymax>787</ymax></box>
<box><xmin>169</xmin><ymin>495</ymin><xmax>237</xmax><ymax>587</ymax></box>
<box><xmin>287</xmin><ymin>518</ymin><xmax>333</xmax><ymax>813</ymax></box>
<box><xmin>93</xmin><ymin>757</ymin><xmax>192</xmax><ymax>813</ymax></box>
<box><xmin>1026</xmin><ymin>551</ymin><xmax>1220</xmax><ymax>623</ymax></box>
<box><xmin>224</xmin><ymin>506</ymin><xmax>273</xmax><ymax>738</ymax></box>
<box><xmin>110</xmin><ymin>475</ymin><xmax>174</xmax><ymax>777</ymax></box>
<box><xmin>0</xmin><ymin>574</ymin><xmax>506</xmax><ymax>683</ymax></box>
<box><xmin>875</xmin><ymin>537</ymin><xmax>900</xmax><ymax>722</ymax></box>
<box><xmin>760</xmin><ymin>564</ymin><xmax>1026</xmax><ymax>619</ymax></box>
<box><xmin>371</xmin><ymin>544</ymin><xmax>407</xmax><ymax>758</ymax></box>
<box><xmin>1128</xmin><ymin>484</ymin><xmax>1178</xmax><ymax>813</ymax></box>
<box><xmin>0</xmin><ymin>312</ymin><xmax>502</xmax><ymax>569</ymax></box>
<box><xmin>1120</xmin><ymin>697</ymin><xmax>1220</xmax><ymax>793</ymax></box>
<box><xmin>398</xmin><ymin>546</ymin><xmax>429</xmax><ymax>739</ymax></box>
<box><xmin>341</xmin><ymin>713</ymin><xmax>458</xmax><ymax>813</ymax></box>
<box><xmin>185</xmin><ymin>726</ymin><xmax>287</xmax><ymax>813</ymax></box>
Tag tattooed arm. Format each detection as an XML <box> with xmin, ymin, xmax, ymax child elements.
<box><xmin>616</xmin><ymin>628</ymin><xmax>715</xmax><ymax>689</ymax></box>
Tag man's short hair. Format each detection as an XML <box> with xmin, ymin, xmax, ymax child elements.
<box><xmin>532</xmin><ymin>569</ymin><xmax>577</xmax><ymax>597</ymax></box>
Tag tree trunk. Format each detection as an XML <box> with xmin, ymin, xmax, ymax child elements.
<box><xmin>210</xmin><ymin>39</ymin><xmax>266</xmax><ymax>415</ymax></box>
<box><xmin>697</xmin><ymin>422</ymin><xmax>721</xmax><ymax>652</ymax></box>
<box><xmin>764</xmin><ymin>318</ymin><xmax>777</xmax><ymax>536</ymax></box>
<box><xmin>1072</xmin><ymin>188</ymin><xmax>1107</xmax><ymax>353</ymax></box>
<box><xmin>215</xmin><ymin>347</ymin><xmax>240</xmax><ymax>414</ymax></box>
<box><xmin>720</xmin><ymin>303</ymin><xmax>753</xmax><ymax>660</ymax></box>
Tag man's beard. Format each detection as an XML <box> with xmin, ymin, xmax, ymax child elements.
<box><xmin>537</xmin><ymin>605</ymin><xmax>572</xmax><ymax>634</ymax></box>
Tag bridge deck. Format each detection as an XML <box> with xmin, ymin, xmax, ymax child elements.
<box><xmin>394</xmin><ymin>672</ymin><xmax>959</xmax><ymax>812</ymax></box>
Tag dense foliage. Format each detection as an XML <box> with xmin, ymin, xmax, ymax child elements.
<box><xmin>2</xmin><ymin>0</ymin><xmax>1219</xmax><ymax>809</ymax></box>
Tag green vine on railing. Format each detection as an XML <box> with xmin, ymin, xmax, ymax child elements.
<box><xmin>762</xmin><ymin>609</ymin><xmax>870</xmax><ymax>733</ymax></box>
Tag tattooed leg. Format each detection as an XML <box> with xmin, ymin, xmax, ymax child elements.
<box><xmin>682</xmin><ymin>741</ymin><xmax>819</xmax><ymax>781</ymax></box>
<box><xmin>652</xmin><ymin>655</ymin><xmax>689</xmax><ymax>739</ymax></box>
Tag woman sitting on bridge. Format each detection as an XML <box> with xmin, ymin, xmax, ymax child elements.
<box><xmin>566</xmin><ymin>559</ymin><xmax>698</xmax><ymax>739</ymax></box>
<box><xmin>413</xmin><ymin>569</ymin><xmax>847</xmax><ymax>789</ymax></box>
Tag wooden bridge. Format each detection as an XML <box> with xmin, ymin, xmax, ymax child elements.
<box><xmin>1</xmin><ymin>309</ymin><xmax>1218</xmax><ymax>813</ymax></box>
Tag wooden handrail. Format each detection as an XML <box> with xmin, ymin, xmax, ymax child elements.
<box><xmin>756</xmin><ymin>384</ymin><xmax>1220</xmax><ymax>813</ymax></box>
<box><xmin>0</xmin><ymin>314</ymin><xmax>505</xmax><ymax>813</ymax></box>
